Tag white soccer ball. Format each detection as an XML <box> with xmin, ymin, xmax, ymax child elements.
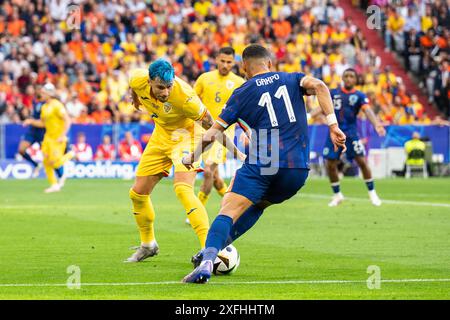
<box><xmin>213</xmin><ymin>244</ymin><xmax>240</xmax><ymax>275</ymax></box>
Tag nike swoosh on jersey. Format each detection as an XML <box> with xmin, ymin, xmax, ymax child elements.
<box><xmin>186</xmin><ymin>208</ymin><xmax>197</xmax><ymax>215</ymax></box>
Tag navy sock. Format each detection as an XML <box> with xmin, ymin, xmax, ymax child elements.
<box><xmin>225</xmin><ymin>205</ymin><xmax>264</xmax><ymax>247</ymax></box>
<box><xmin>54</xmin><ymin>166</ymin><xmax>64</xmax><ymax>179</ymax></box>
<box><xmin>203</xmin><ymin>215</ymin><xmax>233</xmax><ymax>262</ymax></box>
<box><xmin>21</xmin><ymin>152</ymin><xmax>38</xmax><ymax>168</ymax></box>
<box><xmin>331</xmin><ymin>182</ymin><xmax>340</xmax><ymax>194</ymax></box>
<box><xmin>365</xmin><ymin>179</ymin><xmax>374</xmax><ymax>191</ymax></box>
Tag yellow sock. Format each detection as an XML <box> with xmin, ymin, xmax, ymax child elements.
<box><xmin>197</xmin><ymin>191</ymin><xmax>210</xmax><ymax>206</ymax></box>
<box><xmin>216</xmin><ymin>182</ymin><xmax>228</xmax><ymax>197</ymax></box>
<box><xmin>129</xmin><ymin>189</ymin><xmax>156</xmax><ymax>245</ymax></box>
<box><xmin>174</xmin><ymin>183</ymin><xmax>209</xmax><ymax>248</ymax></box>
<box><xmin>44</xmin><ymin>162</ymin><xmax>58</xmax><ymax>185</ymax></box>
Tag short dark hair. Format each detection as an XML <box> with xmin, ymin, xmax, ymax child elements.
<box><xmin>343</xmin><ymin>68</ymin><xmax>358</xmax><ymax>77</ymax></box>
<box><xmin>218</xmin><ymin>47</ymin><xmax>235</xmax><ymax>56</ymax></box>
<box><xmin>242</xmin><ymin>44</ymin><xmax>271</xmax><ymax>61</ymax></box>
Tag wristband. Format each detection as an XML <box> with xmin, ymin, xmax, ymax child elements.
<box><xmin>326</xmin><ymin>114</ymin><xmax>338</xmax><ymax>126</ymax></box>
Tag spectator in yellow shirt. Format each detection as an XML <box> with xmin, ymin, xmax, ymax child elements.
<box><xmin>386</xmin><ymin>10</ymin><xmax>405</xmax><ymax>51</ymax></box>
<box><xmin>194</xmin><ymin>0</ymin><xmax>212</xmax><ymax>17</ymax></box>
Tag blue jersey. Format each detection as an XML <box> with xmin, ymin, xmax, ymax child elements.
<box><xmin>218</xmin><ymin>72</ymin><xmax>309</xmax><ymax>169</ymax></box>
<box><xmin>330</xmin><ymin>87</ymin><xmax>369</xmax><ymax>137</ymax></box>
<box><xmin>23</xmin><ymin>100</ymin><xmax>45</xmax><ymax>144</ymax></box>
<box><xmin>32</xmin><ymin>100</ymin><xmax>44</xmax><ymax>120</ymax></box>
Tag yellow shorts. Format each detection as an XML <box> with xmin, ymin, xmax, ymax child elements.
<box><xmin>136</xmin><ymin>135</ymin><xmax>202</xmax><ymax>177</ymax></box>
<box><xmin>202</xmin><ymin>126</ymin><xmax>235</xmax><ymax>165</ymax></box>
<box><xmin>41</xmin><ymin>137</ymin><xmax>66</xmax><ymax>167</ymax></box>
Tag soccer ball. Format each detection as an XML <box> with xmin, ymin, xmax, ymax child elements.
<box><xmin>213</xmin><ymin>244</ymin><xmax>240</xmax><ymax>275</ymax></box>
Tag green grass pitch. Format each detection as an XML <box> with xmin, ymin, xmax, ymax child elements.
<box><xmin>0</xmin><ymin>177</ymin><xmax>449</xmax><ymax>299</ymax></box>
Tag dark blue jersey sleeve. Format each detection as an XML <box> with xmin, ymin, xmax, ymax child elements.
<box><xmin>295</xmin><ymin>72</ymin><xmax>306</xmax><ymax>87</ymax></box>
<box><xmin>217</xmin><ymin>88</ymin><xmax>244</xmax><ymax>129</ymax></box>
<box><xmin>359</xmin><ymin>91</ymin><xmax>370</xmax><ymax>108</ymax></box>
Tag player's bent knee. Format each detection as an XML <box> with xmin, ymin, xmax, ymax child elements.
<box><xmin>129</xmin><ymin>188</ymin><xmax>148</xmax><ymax>202</ymax></box>
<box><xmin>203</xmin><ymin>168</ymin><xmax>213</xmax><ymax>180</ymax></box>
<box><xmin>326</xmin><ymin>160</ymin><xmax>338</xmax><ymax>170</ymax></box>
<box><xmin>220</xmin><ymin>193</ymin><xmax>253</xmax><ymax>222</ymax></box>
<box><xmin>256</xmin><ymin>200</ymin><xmax>272</xmax><ymax>210</ymax></box>
<box><xmin>173</xmin><ymin>182</ymin><xmax>193</xmax><ymax>198</ymax></box>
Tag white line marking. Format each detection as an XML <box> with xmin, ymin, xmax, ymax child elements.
<box><xmin>301</xmin><ymin>194</ymin><xmax>450</xmax><ymax>208</ymax></box>
<box><xmin>1</xmin><ymin>279</ymin><xmax>450</xmax><ymax>287</ymax></box>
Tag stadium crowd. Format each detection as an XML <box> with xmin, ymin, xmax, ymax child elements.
<box><xmin>0</xmin><ymin>0</ymin><xmax>448</xmax><ymax>128</ymax></box>
<box><xmin>360</xmin><ymin>0</ymin><xmax>449</xmax><ymax>119</ymax></box>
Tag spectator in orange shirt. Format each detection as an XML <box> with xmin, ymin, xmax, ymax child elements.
<box><xmin>74</xmin><ymin>106</ymin><xmax>94</xmax><ymax>124</ymax></box>
<box><xmin>7</xmin><ymin>10</ymin><xmax>25</xmax><ymax>36</ymax></box>
<box><xmin>420</xmin><ymin>29</ymin><xmax>434</xmax><ymax>49</ymax></box>
<box><xmin>91</xmin><ymin>100</ymin><xmax>113</xmax><ymax>124</ymax></box>
<box><xmin>72</xmin><ymin>74</ymin><xmax>92</xmax><ymax>105</ymax></box>
<box><xmin>67</xmin><ymin>31</ymin><xmax>84</xmax><ymax>62</ymax></box>
<box><xmin>273</xmin><ymin>16</ymin><xmax>292</xmax><ymax>39</ymax></box>
<box><xmin>397</xmin><ymin>84</ymin><xmax>411</xmax><ymax>106</ymax></box>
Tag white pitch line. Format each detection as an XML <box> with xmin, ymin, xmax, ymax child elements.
<box><xmin>1</xmin><ymin>279</ymin><xmax>450</xmax><ymax>288</ymax></box>
<box><xmin>301</xmin><ymin>194</ymin><xmax>450</xmax><ymax>208</ymax></box>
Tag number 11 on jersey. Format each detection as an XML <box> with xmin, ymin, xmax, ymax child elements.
<box><xmin>258</xmin><ymin>85</ymin><xmax>297</xmax><ymax>127</ymax></box>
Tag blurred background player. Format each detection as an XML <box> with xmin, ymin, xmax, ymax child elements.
<box><xmin>313</xmin><ymin>68</ymin><xmax>386</xmax><ymax>207</ymax></box>
<box><xmin>23</xmin><ymin>83</ymin><xmax>73</xmax><ymax>193</ymax></box>
<box><xmin>19</xmin><ymin>87</ymin><xmax>45</xmax><ymax>178</ymax></box>
<box><xmin>194</xmin><ymin>47</ymin><xmax>245</xmax><ymax>207</ymax></box>
<box><xmin>72</xmin><ymin>132</ymin><xmax>93</xmax><ymax>162</ymax></box>
<box><xmin>182</xmin><ymin>44</ymin><xmax>347</xmax><ymax>283</ymax></box>
<box><xmin>95</xmin><ymin>135</ymin><xmax>116</xmax><ymax>161</ymax></box>
<box><xmin>125</xmin><ymin>59</ymin><xmax>243</xmax><ymax>262</ymax></box>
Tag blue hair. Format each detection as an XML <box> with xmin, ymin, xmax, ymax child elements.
<box><xmin>148</xmin><ymin>59</ymin><xmax>175</xmax><ymax>84</ymax></box>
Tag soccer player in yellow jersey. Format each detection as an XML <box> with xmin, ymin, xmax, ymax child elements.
<box><xmin>194</xmin><ymin>47</ymin><xmax>245</xmax><ymax>206</ymax></box>
<box><xmin>126</xmin><ymin>59</ymin><xmax>244</xmax><ymax>262</ymax></box>
<box><xmin>24</xmin><ymin>83</ymin><xmax>73</xmax><ymax>193</ymax></box>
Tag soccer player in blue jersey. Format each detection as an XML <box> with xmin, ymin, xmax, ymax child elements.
<box><xmin>181</xmin><ymin>44</ymin><xmax>347</xmax><ymax>284</ymax></box>
<box><xmin>18</xmin><ymin>90</ymin><xmax>45</xmax><ymax>178</ymax></box>
<box><xmin>320</xmin><ymin>68</ymin><xmax>385</xmax><ymax>207</ymax></box>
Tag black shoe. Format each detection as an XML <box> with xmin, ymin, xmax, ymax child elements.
<box><xmin>191</xmin><ymin>250</ymin><xmax>203</xmax><ymax>268</ymax></box>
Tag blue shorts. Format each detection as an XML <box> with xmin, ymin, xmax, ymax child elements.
<box><xmin>230</xmin><ymin>164</ymin><xmax>309</xmax><ymax>204</ymax></box>
<box><xmin>323</xmin><ymin>135</ymin><xmax>365</xmax><ymax>161</ymax></box>
<box><xmin>23</xmin><ymin>129</ymin><xmax>45</xmax><ymax>144</ymax></box>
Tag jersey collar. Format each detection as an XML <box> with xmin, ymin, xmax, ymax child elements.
<box><xmin>340</xmin><ymin>86</ymin><xmax>356</xmax><ymax>94</ymax></box>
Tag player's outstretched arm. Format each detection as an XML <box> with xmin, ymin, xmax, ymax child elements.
<box><xmin>363</xmin><ymin>105</ymin><xmax>386</xmax><ymax>137</ymax></box>
<box><xmin>23</xmin><ymin>118</ymin><xmax>45</xmax><ymax>128</ymax></box>
<box><xmin>200</xmin><ymin>111</ymin><xmax>245</xmax><ymax>161</ymax></box>
<box><xmin>130</xmin><ymin>89</ymin><xmax>142</xmax><ymax>111</ymax></box>
<box><xmin>182</xmin><ymin>121</ymin><xmax>223</xmax><ymax>169</ymax></box>
<box><xmin>301</xmin><ymin>76</ymin><xmax>347</xmax><ymax>151</ymax></box>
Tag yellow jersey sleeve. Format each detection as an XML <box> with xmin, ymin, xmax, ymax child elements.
<box><xmin>129</xmin><ymin>68</ymin><xmax>149</xmax><ymax>90</ymax></box>
<box><xmin>193</xmin><ymin>74</ymin><xmax>205</xmax><ymax>98</ymax></box>
<box><xmin>183</xmin><ymin>95</ymin><xmax>207</xmax><ymax>121</ymax></box>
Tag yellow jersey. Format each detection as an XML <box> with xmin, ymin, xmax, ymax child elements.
<box><xmin>129</xmin><ymin>68</ymin><xmax>207</xmax><ymax>142</ymax></box>
<box><xmin>40</xmin><ymin>98</ymin><xmax>67</xmax><ymax>140</ymax></box>
<box><xmin>194</xmin><ymin>70</ymin><xmax>245</xmax><ymax>120</ymax></box>
<box><xmin>405</xmin><ymin>138</ymin><xmax>426</xmax><ymax>165</ymax></box>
